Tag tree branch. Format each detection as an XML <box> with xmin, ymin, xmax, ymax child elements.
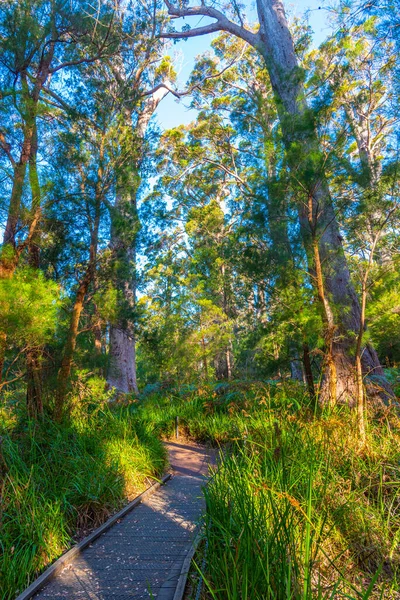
<box><xmin>42</xmin><ymin>86</ymin><xmax>74</xmax><ymax>113</ymax></box>
<box><xmin>143</xmin><ymin>47</ymin><xmax>247</xmax><ymax>100</ymax></box>
<box><xmin>161</xmin><ymin>1</ymin><xmax>259</xmax><ymax>48</ymax></box>
<box><xmin>0</xmin><ymin>132</ymin><xmax>15</xmax><ymax>167</ymax></box>
<box><xmin>143</xmin><ymin>81</ymin><xmax>181</xmax><ymax>99</ymax></box>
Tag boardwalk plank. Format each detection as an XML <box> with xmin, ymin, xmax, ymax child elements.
<box><xmin>30</xmin><ymin>442</ymin><xmax>213</xmax><ymax>600</ymax></box>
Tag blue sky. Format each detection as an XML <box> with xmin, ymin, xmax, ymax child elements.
<box><xmin>156</xmin><ymin>0</ymin><xmax>333</xmax><ymax>129</ymax></box>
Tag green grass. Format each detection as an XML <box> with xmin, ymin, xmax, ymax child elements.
<box><xmin>198</xmin><ymin>430</ymin><xmax>398</xmax><ymax>599</ymax></box>
<box><xmin>135</xmin><ymin>381</ymin><xmax>400</xmax><ymax>599</ymax></box>
<box><xmin>0</xmin><ymin>406</ymin><xmax>166</xmax><ymax>599</ymax></box>
<box><xmin>1</xmin><ymin>380</ymin><xmax>399</xmax><ymax>599</ymax></box>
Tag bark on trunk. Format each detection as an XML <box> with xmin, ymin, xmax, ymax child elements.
<box><xmin>214</xmin><ymin>348</ymin><xmax>233</xmax><ymax>380</ymax></box>
<box><xmin>255</xmin><ymin>0</ymin><xmax>392</xmax><ymax>404</ymax></box>
<box><xmin>107</xmin><ymin>88</ymin><xmax>168</xmax><ymax>395</ymax></box>
<box><xmin>108</xmin><ymin>160</ymin><xmax>140</xmax><ymax>394</ymax></box>
<box><xmin>26</xmin><ymin>347</ymin><xmax>43</xmax><ymax>418</ymax></box>
<box><xmin>290</xmin><ymin>351</ymin><xmax>304</xmax><ymax>382</ymax></box>
<box><xmin>108</xmin><ymin>327</ymin><xmax>138</xmax><ymax>394</ymax></box>
<box><xmin>214</xmin><ymin>262</ymin><xmax>233</xmax><ymax>381</ymax></box>
<box><xmin>302</xmin><ymin>342</ymin><xmax>316</xmax><ymax>403</ymax></box>
<box><xmin>201</xmin><ymin>334</ymin><xmax>209</xmax><ymax>380</ymax></box>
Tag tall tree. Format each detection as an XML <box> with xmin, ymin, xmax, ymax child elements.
<box><xmin>161</xmin><ymin>0</ymin><xmax>394</xmax><ymax>404</ymax></box>
<box><xmin>0</xmin><ymin>0</ymin><xmax>117</xmax><ymax>406</ymax></box>
<box><xmin>107</xmin><ymin>81</ymin><xmax>171</xmax><ymax>395</ymax></box>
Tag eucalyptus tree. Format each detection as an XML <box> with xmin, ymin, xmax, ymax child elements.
<box><xmin>159</xmin><ymin>33</ymin><xmax>319</xmax><ymax>387</ymax></box>
<box><xmin>0</xmin><ymin>0</ymin><xmax>118</xmax><ymax>408</ymax></box>
<box><xmin>0</xmin><ymin>0</ymin><xmax>173</xmax><ymax>411</ymax></box>
<box><xmin>0</xmin><ymin>0</ymin><xmax>117</xmax><ymax>275</ymax></box>
<box><xmin>161</xmin><ymin>0</ymin><xmax>394</xmax><ymax>405</ymax></box>
<box><xmin>49</xmin><ymin>2</ymin><xmax>176</xmax><ymax>408</ymax></box>
<box><xmin>106</xmin><ymin>48</ymin><xmax>175</xmax><ymax>395</ymax></box>
<box><xmin>310</xmin><ymin>17</ymin><xmax>399</xmax><ymax>432</ymax></box>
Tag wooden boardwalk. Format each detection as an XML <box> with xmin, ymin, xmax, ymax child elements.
<box><xmin>31</xmin><ymin>442</ymin><xmax>213</xmax><ymax>600</ymax></box>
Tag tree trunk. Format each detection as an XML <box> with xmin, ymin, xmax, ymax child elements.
<box><xmin>26</xmin><ymin>118</ymin><xmax>44</xmax><ymax>414</ymax></box>
<box><xmin>255</xmin><ymin>0</ymin><xmax>392</xmax><ymax>404</ymax></box>
<box><xmin>55</xmin><ymin>137</ymin><xmax>104</xmax><ymax>419</ymax></box>
<box><xmin>107</xmin><ymin>167</ymin><xmax>140</xmax><ymax>395</ymax></box>
<box><xmin>302</xmin><ymin>342</ymin><xmax>316</xmax><ymax>403</ymax></box>
<box><xmin>290</xmin><ymin>349</ymin><xmax>304</xmax><ymax>382</ymax></box>
<box><xmin>201</xmin><ymin>334</ymin><xmax>209</xmax><ymax>380</ymax></box>
<box><xmin>108</xmin><ymin>327</ymin><xmax>138</xmax><ymax>394</ymax></box>
<box><xmin>55</xmin><ymin>277</ymin><xmax>88</xmax><ymax>419</ymax></box>
<box><xmin>93</xmin><ymin>305</ymin><xmax>103</xmax><ymax>357</ymax></box>
<box><xmin>226</xmin><ymin>342</ymin><xmax>233</xmax><ymax>379</ymax></box>
<box><xmin>107</xmin><ymin>89</ymin><xmax>168</xmax><ymax>395</ymax></box>
<box><xmin>214</xmin><ymin>349</ymin><xmax>232</xmax><ymax>380</ymax></box>
<box><xmin>0</xmin><ymin>114</ymin><xmax>35</xmax><ymax>381</ymax></box>
<box><xmin>26</xmin><ymin>347</ymin><xmax>43</xmax><ymax>418</ymax></box>
<box><xmin>214</xmin><ymin>262</ymin><xmax>233</xmax><ymax>381</ymax></box>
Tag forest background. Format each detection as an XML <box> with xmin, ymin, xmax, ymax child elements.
<box><xmin>0</xmin><ymin>0</ymin><xmax>400</xmax><ymax>598</ymax></box>
<box><xmin>1</xmin><ymin>0</ymin><xmax>399</xmax><ymax>413</ymax></box>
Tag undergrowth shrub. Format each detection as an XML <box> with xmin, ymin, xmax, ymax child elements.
<box><xmin>0</xmin><ymin>406</ymin><xmax>166</xmax><ymax>599</ymax></box>
<box><xmin>199</xmin><ymin>414</ymin><xmax>400</xmax><ymax>599</ymax></box>
<box><xmin>137</xmin><ymin>382</ymin><xmax>400</xmax><ymax>599</ymax></box>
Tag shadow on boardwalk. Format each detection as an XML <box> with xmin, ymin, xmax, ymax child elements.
<box><xmin>32</xmin><ymin>442</ymin><xmax>214</xmax><ymax>600</ymax></box>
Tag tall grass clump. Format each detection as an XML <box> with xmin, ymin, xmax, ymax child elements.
<box><xmin>0</xmin><ymin>406</ymin><xmax>166</xmax><ymax>600</ymax></box>
<box><xmin>194</xmin><ymin>407</ymin><xmax>400</xmax><ymax>599</ymax></box>
<box><xmin>147</xmin><ymin>382</ymin><xmax>400</xmax><ymax>599</ymax></box>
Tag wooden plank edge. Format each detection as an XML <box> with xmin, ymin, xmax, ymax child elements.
<box><xmin>172</xmin><ymin>530</ymin><xmax>203</xmax><ymax>600</ymax></box>
<box><xmin>15</xmin><ymin>473</ymin><xmax>172</xmax><ymax>600</ymax></box>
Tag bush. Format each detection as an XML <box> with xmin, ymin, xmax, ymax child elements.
<box><xmin>0</xmin><ymin>406</ymin><xmax>166</xmax><ymax>599</ymax></box>
<box><xmin>137</xmin><ymin>383</ymin><xmax>400</xmax><ymax>598</ymax></box>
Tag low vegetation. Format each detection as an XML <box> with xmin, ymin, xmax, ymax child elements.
<box><xmin>0</xmin><ymin>381</ymin><xmax>399</xmax><ymax>599</ymax></box>
<box><xmin>0</xmin><ymin>403</ymin><xmax>166</xmax><ymax>600</ymax></box>
<box><xmin>137</xmin><ymin>382</ymin><xmax>400</xmax><ymax>599</ymax></box>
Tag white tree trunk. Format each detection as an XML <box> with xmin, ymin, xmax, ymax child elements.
<box><xmin>108</xmin><ymin>326</ymin><xmax>138</xmax><ymax>394</ymax></box>
<box><xmin>107</xmin><ymin>86</ymin><xmax>169</xmax><ymax>395</ymax></box>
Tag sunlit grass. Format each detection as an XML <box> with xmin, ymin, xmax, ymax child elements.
<box><xmin>136</xmin><ymin>382</ymin><xmax>400</xmax><ymax>599</ymax></box>
<box><xmin>1</xmin><ymin>381</ymin><xmax>399</xmax><ymax>599</ymax></box>
<box><xmin>0</xmin><ymin>406</ymin><xmax>166</xmax><ymax>599</ymax></box>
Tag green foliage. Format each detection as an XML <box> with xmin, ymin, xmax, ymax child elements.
<box><xmin>0</xmin><ymin>268</ymin><xmax>60</xmax><ymax>346</ymax></box>
<box><xmin>200</xmin><ymin>416</ymin><xmax>399</xmax><ymax>599</ymax></box>
<box><xmin>0</xmin><ymin>405</ymin><xmax>166</xmax><ymax>599</ymax></box>
<box><xmin>138</xmin><ymin>384</ymin><xmax>400</xmax><ymax>599</ymax></box>
<box><xmin>93</xmin><ymin>285</ymin><xmax>119</xmax><ymax>324</ymax></box>
<box><xmin>368</xmin><ymin>273</ymin><xmax>400</xmax><ymax>364</ymax></box>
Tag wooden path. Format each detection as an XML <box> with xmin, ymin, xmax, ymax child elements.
<box><xmin>30</xmin><ymin>442</ymin><xmax>214</xmax><ymax>600</ymax></box>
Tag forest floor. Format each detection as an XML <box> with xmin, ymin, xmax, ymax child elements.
<box><xmin>1</xmin><ymin>380</ymin><xmax>400</xmax><ymax>600</ymax></box>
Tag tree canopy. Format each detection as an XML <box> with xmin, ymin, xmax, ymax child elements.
<box><xmin>0</xmin><ymin>0</ymin><xmax>398</xmax><ymax>435</ymax></box>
